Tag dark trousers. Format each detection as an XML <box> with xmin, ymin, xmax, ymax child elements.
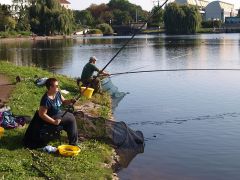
<box><xmin>53</xmin><ymin>112</ymin><xmax>78</xmax><ymax>145</ymax></box>
<box><xmin>82</xmin><ymin>77</ymin><xmax>101</xmax><ymax>93</ymax></box>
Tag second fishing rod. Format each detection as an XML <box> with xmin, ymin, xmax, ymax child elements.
<box><xmin>62</xmin><ymin>0</ymin><xmax>170</xmax><ymax>118</ymax></box>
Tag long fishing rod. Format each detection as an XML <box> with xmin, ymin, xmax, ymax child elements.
<box><xmin>100</xmin><ymin>0</ymin><xmax>169</xmax><ymax>73</ymax></box>
<box><xmin>62</xmin><ymin>0</ymin><xmax>169</xmax><ymax>118</ymax></box>
<box><xmin>110</xmin><ymin>68</ymin><xmax>240</xmax><ymax>76</ymax></box>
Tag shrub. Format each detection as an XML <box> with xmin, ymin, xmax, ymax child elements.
<box><xmin>88</xmin><ymin>29</ymin><xmax>103</xmax><ymax>34</ymax></box>
<box><xmin>97</xmin><ymin>23</ymin><xmax>113</xmax><ymax>35</ymax></box>
<box><xmin>201</xmin><ymin>20</ymin><xmax>222</xmax><ymax>28</ymax></box>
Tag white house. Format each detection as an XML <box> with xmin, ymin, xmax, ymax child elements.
<box><xmin>205</xmin><ymin>1</ymin><xmax>235</xmax><ymax>22</ymax></box>
<box><xmin>59</xmin><ymin>0</ymin><xmax>71</xmax><ymax>9</ymax></box>
<box><xmin>174</xmin><ymin>0</ymin><xmax>209</xmax><ymax>17</ymax></box>
<box><xmin>0</xmin><ymin>0</ymin><xmax>12</xmax><ymax>5</ymax></box>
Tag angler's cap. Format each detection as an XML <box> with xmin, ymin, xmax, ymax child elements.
<box><xmin>89</xmin><ymin>56</ymin><xmax>97</xmax><ymax>62</ymax></box>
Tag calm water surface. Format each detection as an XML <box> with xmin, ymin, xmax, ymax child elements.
<box><xmin>1</xmin><ymin>34</ymin><xmax>240</xmax><ymax>180</ymax></box>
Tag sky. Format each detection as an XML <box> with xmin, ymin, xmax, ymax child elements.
<box><xmin>0</xmin><ymin>0</ymin><xmax>239</xmax><ymax>10</ymax></box>
<box><xmin>69</xmin><ymin>0</ymin><xmax>240</xmax><ymax>11</ymax></box>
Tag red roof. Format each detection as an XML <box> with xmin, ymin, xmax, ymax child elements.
<box><xmin>59</xmin><ymin>0</ymin><xmax>71</xmax><ymax>4</ymax></box>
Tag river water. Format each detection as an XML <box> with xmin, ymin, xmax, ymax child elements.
<box><xmin>1</xmin><ymin>34</ymin><xmax>240</xmax><ymax>180</ymax></box>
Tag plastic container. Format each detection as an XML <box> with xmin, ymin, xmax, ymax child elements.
<box><xmin>0</xmin><ymin>127</ymin><xmax>4</xmax><ymax>138</ymax></box>
<box><xmin>58</xmin><ymin>145</ymin><xmax>81</xmax><ymax>157</ymax></box>
<box><xmin>81</xmin><ymin>87</ymin><xmax>94</xmax><ymax>99</ymax></box>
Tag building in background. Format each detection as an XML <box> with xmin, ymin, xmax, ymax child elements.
<box><xmin>58</xmin><ymin>0</ymin><xmax>71</xmax><ymax>9</ymax></box>
<box><xmin>205</xmin><ymin>1</ymin><xmax>235</xmax><ymax>22</ymax></box>
<box><xmin>174</xmin><ymin>0</ymin><xmax>209</xmax><ymax>9</ymax></box>
<box><xmin>224</xmin><ymin>17</ymin><xmax>240</xmax><ymax>32</ymax></box>
<box><xmin>174</xmin><ymin>0</ymin><xmax>209</xmax><ymax>19</ymax></box>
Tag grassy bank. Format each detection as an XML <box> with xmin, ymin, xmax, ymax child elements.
<box><xmin>0</xmin><ymin>61</ymin><xmax>114</xmax><ymax>179</ymax></box>
<box><xmin>197</xmin><ymin>28</ymin><xmax>214</xmax><ymax>33</ymax></box>
<box><xmin>0</xmin><ymin>31</ymin><xmax>32</xmax><ymax>38</ymax></box>
<box><xmin>141</xmin><ymin>29</ymin><xmax>165</xmax><ymax>34</ymax></box>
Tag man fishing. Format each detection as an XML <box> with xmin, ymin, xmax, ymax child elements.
<box><xmin>80</xmin><ymin>56</ymin><xmax>109</xmax><ymax>93</ymax></box>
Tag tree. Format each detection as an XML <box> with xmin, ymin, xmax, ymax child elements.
<box><xmin>149</xmin><ymin>6</ymin><xmax>164</xmax><ymax>27</ymax></box>
<box><xmin>29</xmin><ymin>0</ymin><xmax>74</xmax><ymax>35</ymax></box>
<box><xmin>12</xmin><ymin>0</ymin><xmax>31</xmax><ymax>31</ymax></box>
<box><xmin>238</xmin><ymin>9</ymin><xmax>240</xmax><ymax>17</ymax></box>
<box><xmin>99</xmin><ymin>11</ymin><xmax>114</xmax><ymax>24</ymax></box>
<box><xmin>84</xmin><ymin>0</ymin><xmax>148</xmax><ymax>26</ymax></box>
<box><xmin>108</xmin><ymin>0</ymin><xmax>148</xmax><ymax>24</ymax></box>
<box><xmin>164</xmin><ymin>3</ymin><xmax>201</xmax><ymax>34</ymax></box>
<box><xmin>0</xmin><ymin>4</ymin><xmax>16</xmax><ymax>31</ymax></box>
<box><xmin>201</xmin><ymin>20</ymin><xmax>222</xmax><ymax>28</ymax></box>
<box><xmin>74</xmin><ymin>10</ymin><xmax>94</xmax><ymax>26</ymax></box>
<box><xmin>97</xmin><ymin>23</ymin><xmax>114</xmax><ymax>35</ymax></box>
<box><xmin>108</xmin><ymin>0</ymin><xmax>131</xmax><ymax>11</ymax></box>
<box><xmin>87</xmin><ymin>3</ymin><xmax>109</xmax><ymax>19</ymax></box>
<box><xmin>112</xmin><ymin>9</ymin><xmax>132</xmax><ymax>25</ymax></box>
<box><xmin>182</xmin><ymin>5</ymin><xmax>201</xmax><ymax>34</ymax></box>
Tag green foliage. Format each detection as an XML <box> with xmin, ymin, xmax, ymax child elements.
<box><xmin>149</xmin><ymin>6</ymin><xmax>164</xmax><ymax>27</ymax></box>
<box><xmin>0</xmin><ymin>4</ymin><xmax>16</xmax><ymax>31</ymax></box>
<box><xmin>12</xmin><ymin>0</ymin><xmax>31</xmax><ymax>31</ymax></box>
<box><xmin>99</xmin><ymin>11</ymin><xmax>114</xmax><ymax>24</ymax></box>
<box><xmin>0</xmin><ymin>31</ymin><xmax>32</xmax><ymax>38</ymax></box>
<box><xmin>74</xmin><ymin>10</ymin><xmax>94</xmax><ymax>26</ymax></box>
<box><xmin>108</xmin><ymin>0</ymin><xmax>130</xmax><ymax>10</ymax></box>
<box><xmin>2</xmin><ymin>16</ymin><xmax>17</xmax><ymax>31</ymax></box>
<box><xmin>0</xmin><ymin>31</ymin><xmax>18</xmax><ymax>38</ymax></box>
<box><xmin>0</xmin><ymin>0</ymin><xmax>150</xmax><ymax>35</ymax></box>
<box><xmin>0</xmin><ymin>61</ymin><xmax>114</xmax><ymax>179</ymax></box>
<box><xmin>0</xmin><ymin>61</ymin><xmax>78</xmax><ymax>116</ymax></box>
<box><xmin>201</xmin><ymin>20</ymin><xmax>222</xmax><ymax>28</ymax></box>
<box><xmin>197</xmin><ymin>28</ymin><xmax>214</xmax><ymax>33</ymax></box>
<box><xmin>87</xmin><ymin>3</ymin><xmax>109</xmax><ymax>23</ymax></box>
<box><xmin>164</xmin><ymin>3</ymin><xmax>201</xmax><ymax>34</ymax></box>
<box><xmin>112</xmin><ymin>9</ymin><xmax>132</xmax><ymax>25</ymax></box>
<box><xmin>97</xmin><ymin>23</ymin><xmax>114</xmax><ymax>35</ymax></box>
<box><xmin>0</xmin><ymin>129</ymin><xmax>113</xmax><ymax>179</ymax></box>
<box><xmin>84</xmin><ymin>0</ymin><xmax>148</xmax><ymax>26</ymax></box>
<box><xmin>88</xmin><ymin>29</ymin><xmax>103</xmax><ymax>34</ymax></box>
<box><xmin>108</xmin><ymin>0</ymin><xmax>148</xmax><ymax>25</ymax></box>
<box><xmin>29</xmin><ymin>0</ymin><xmax>74</xmax><ymax>35</ymax></box>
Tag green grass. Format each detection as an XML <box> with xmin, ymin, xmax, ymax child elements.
<box><xmin>0</xmin><ymin>61</ymin><xmax>114</xmax><ymax>179</ymax></box>
<box><xmin>197</xmin><ymin>28</ymin><xmax>214</xmax><ymax>33</ymax></box>
<box><xmin>88</xmin><ymin>29</ymin><xmax>103</xmax><ymax>35</ymax></box>
<box><xmin>142</xmin><ymin>29</ymin><xmax>165</xmax><ymax>34</ymax></box>
<box><xmin>0</xmin><ymin>31</ymin><xmax>32</xmax><ymax>38</ymax></box>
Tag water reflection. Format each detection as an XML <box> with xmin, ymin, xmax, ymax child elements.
<box><xmin>0</xmin><ymin>40</ymin><xmax>74</xmax><ymax>72</ymax></box>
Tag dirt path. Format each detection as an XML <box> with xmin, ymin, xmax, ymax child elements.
<box><xmin>0</xmin><ymin>74</ymin><xmax>15</xmax><ymax>105</ymax></box>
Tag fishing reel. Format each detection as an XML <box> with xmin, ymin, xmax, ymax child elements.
<box><xmin>65</xmin><ymin>104</ymin><xmax>75</xmax><ymax>113</ymax></box>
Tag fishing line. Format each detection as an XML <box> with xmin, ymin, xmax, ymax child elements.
<box><xmin>100</xmin><ymin>0</ymin><xmax>169</xmax><ymax>73</ymax></box>
<box><xmin>127</xmin><ymin>112</ymin><xmax>240</xmax><ymax>127</ymax></box>
<box><xmin>110</xmin><ymin>46</ymin><xmax>220</xmax><ymax>77</ymax></box>
<box><xmin>110</xmin><ymin>68</ymin><xmax>240</xmax><ymax>76</ymax></box>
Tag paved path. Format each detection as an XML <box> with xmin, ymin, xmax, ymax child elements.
<box><xmin>0</xmin><ymin>74</ymin><xmax>15</xmax><ymax>105</ymax></box>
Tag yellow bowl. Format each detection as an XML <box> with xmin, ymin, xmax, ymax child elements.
<box><xmin>0</xmin><ymin>127</ymin><xmax>4</xmax><ymax>138</ymax></box>
<box><xmin>58</xmin><ymin>145</ymin><xmax>81</xmax><ymax>157</ymax></box>
<box><xmin>81</xmin><ymin>87</ymin><xmax>94</xmax><ymax>99</ymax></box>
